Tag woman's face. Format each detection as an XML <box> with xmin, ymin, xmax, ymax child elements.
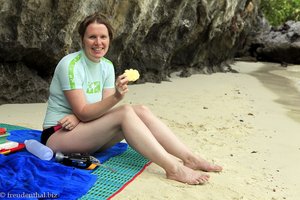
<box><xmin>82</xmin><ymin>22</ymin><xmax>110</xmax><ymax>62</ymax></box>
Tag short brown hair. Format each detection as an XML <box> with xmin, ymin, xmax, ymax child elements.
<box><xmin>78</xmin><ymin>12</ymin><xmax>114</xmax><ymax>41</ymax></box>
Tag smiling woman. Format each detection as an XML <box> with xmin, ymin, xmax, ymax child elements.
<box><xmin>41</xmin><ymin>12</ymin><xmax>222</xmax><ymax>185</ymax></box>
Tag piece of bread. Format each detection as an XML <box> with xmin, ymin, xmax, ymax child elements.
<box><xmin>124</xmin><ymin>69</ymin><xmax>140</xmax><ymax>82</ymax></box>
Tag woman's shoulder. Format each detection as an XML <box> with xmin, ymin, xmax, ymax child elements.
<box><xmin>55</xmin><ymin>51</ymin><xmax>83</xmax><ymax>73</ymax></box>
<box><xmin>59</xmin><ymin>51</ymin><xmax>82</xmax><ymax>65</ymax></box>
<box><xmin>101</xmin><ymin>57</ymin><xmax>112</xmax><ymax>64</ymax></box>
<box><xmin>100</xmin><ymin>57</ymin><xmax>114</xmax><ymax>67</ymax></box>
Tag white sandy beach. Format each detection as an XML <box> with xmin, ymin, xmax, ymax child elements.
<box><xmin>1</xmin><ymin>61</ymin><xmax>300</xmax><ymax>200</ymax></box>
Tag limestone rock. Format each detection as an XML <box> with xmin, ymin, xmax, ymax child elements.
<box><xmin>0</xmin><ymin>0</ymin><xmax>262</xmax><ymax>104</ymax></box>
<box><xmin>256</xmin><ymin>21</ymin><xmax>300</xmax><ymax>64</ymax></box>
<box><xmin>0</xmin><ymin>63</ymin><xmax>48</xmax><ymax>104</ymax></box>
<box><xmin>237</xmin><ymin>20</ymin><xmax>300</xmax><ymax>64</ymax></box>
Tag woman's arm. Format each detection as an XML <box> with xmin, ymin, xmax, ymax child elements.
<box><xmin>102</xmin><ymin>87</ymin><xmax>116</xmax><ymax>99</ymax></box>
<box><xmin>64</xmin><ymin>74</ymin><xmax>128</xmax><ymax>122</ymax></box>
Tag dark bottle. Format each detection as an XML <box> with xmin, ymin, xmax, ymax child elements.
<box><xmin>55</xmin><ymin>152</ymin><xmax>99</xmax><ymax>169</ymax></box>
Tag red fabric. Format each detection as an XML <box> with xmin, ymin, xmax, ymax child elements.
<box><xmin>53</xmin><ymin>125</ymin><xmax>62</xmax><ymax>132</ymax></box>
<box><xmin>0</xmin><ymin>143</ymin><xmax>25</xmax><ymax>154</ymax></box>
<box><xmin>0</xmin><ymin>128</ymin><xmax>7</xmax><ymax>134</ymax></box>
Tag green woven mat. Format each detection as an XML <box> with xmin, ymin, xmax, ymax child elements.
<box><xmin>80</xmin><ymin>147</ymin><xmax>150</xmax><ymax>200</ymax></box>
<box><xmin>0</xmin><ymin>123</ymin><xmax>30</xmax><ymax>131</ymax></box>
<box><xmin>0</xmin><ymin>123</ymin><xmax>150</xmax><ymax>199</ymax></box>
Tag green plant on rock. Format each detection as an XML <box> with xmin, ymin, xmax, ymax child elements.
<box><xmin>260</xmin><ymin>0</ymin><xmax>300</xmax><ymax>26</ymax></box>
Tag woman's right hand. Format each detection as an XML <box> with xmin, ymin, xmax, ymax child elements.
<box><xmin>58</xmin><ymin>114</ymin><xmax>80</xmax><ymax>131</ymax></box>
<box><xmin>114</xmin><ymin>74</ymin><xmax>129</xmax><ymax>100</ymax></box>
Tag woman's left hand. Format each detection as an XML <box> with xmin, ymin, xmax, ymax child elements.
<box><xmin>58</xmin><ymin>114</ymin><xmax>80</xmax><ymax>131</ymax></box>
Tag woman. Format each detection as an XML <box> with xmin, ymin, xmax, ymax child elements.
<box><xmin>42</xmin><ymin>12</ymin><xmax>222</xmax><ymax>185</ymax></box>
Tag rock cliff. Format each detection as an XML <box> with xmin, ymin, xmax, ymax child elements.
<box><xmin>241</xmin><ymin>21</ymin><xmax>300</xmax><ymax>64</ymax></box>
<box><xmin>0</xmin><ymin>0</ymin><xmax>262</xmax><ymax>104</ymax></box>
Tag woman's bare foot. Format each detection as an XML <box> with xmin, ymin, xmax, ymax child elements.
<box><xmin>184</xmin><ymin>155</ymin><xmax>223</xmax><ymax>172</ymax></box>
<box><xmin>166</xmin><ymin>165</ymin><xmax>210</xmax><ymax>185</ymax></box>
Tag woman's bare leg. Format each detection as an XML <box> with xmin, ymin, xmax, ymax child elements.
<box><xmin>46</xmin><ymin>105</ymin><xmax>210</xmax><ymax>185</ymax></box>
<box><xmin>132</xmin><ymin>105</ymin><xmax>222</xmax><ymax>172</ymax></box>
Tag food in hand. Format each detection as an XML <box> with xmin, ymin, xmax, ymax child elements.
<box><xmin>124</xmin><ymin>69</ymin><xmax>140</xmax><ymax>82</ymax></box>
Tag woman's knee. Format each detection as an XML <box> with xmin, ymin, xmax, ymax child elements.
<box><xmin>119</xmin><ymin>104</ymin><xmax>135</xmax><ymax>116</ymax></box>
<box><xmin>117</xmin><ymin>104</ymin><xmax>152</xmax><ymax>120</ymax></box>
<box><xmin>133</xmin><ymin>104</ymin><xmax>152</xmax><ymax>116</ymax></box>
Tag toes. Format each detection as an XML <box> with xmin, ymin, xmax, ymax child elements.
<box><xmin>189</xmin><ymin>173</ymin><xmax>210</xmax><ymax>185</ymax></box>
<box><xmin>202</xmin><ymin>164</ymin><xmax>223</xmax><ymax>172</ymax></box>
<box><xmin>197</xmin><ymin>173</ymin><xmax>210</xmax><ymax>184</ymax></box>
<box><xmin>210</xmin><ymin>164</ymin><xmax>223</xmax><ymax>172</ymax></box>
<box><xmin>167</xmin><ymin>165</ymin><xmax>212</xmax><ymax>185</ymax></box>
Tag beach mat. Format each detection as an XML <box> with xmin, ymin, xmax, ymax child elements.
<box><xmin>81</xmin><ymin>147</ymin><xmax>151</xmax><ymax>200</ymax></box>
<box><xmin>0</xmin><ymin>123</ymin><xmax>151</xmax><ymax>199</ymax></box>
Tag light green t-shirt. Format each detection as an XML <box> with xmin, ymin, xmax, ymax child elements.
<box><xmin>43</xmin><ymin>50</ymin><xmax>115</xmax><ymax>128</ymax></box>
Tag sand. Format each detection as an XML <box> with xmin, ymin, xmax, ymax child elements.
<box><xmin>1</xmin><ymin>61</ymin><xmax>299</xmax><ymax>200</ymax></box>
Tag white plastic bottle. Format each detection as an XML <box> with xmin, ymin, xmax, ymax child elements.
<box><xmin>24</xmin><ymin>139</ymin><xmax>53</xmax><ymax>160</ymax></box>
